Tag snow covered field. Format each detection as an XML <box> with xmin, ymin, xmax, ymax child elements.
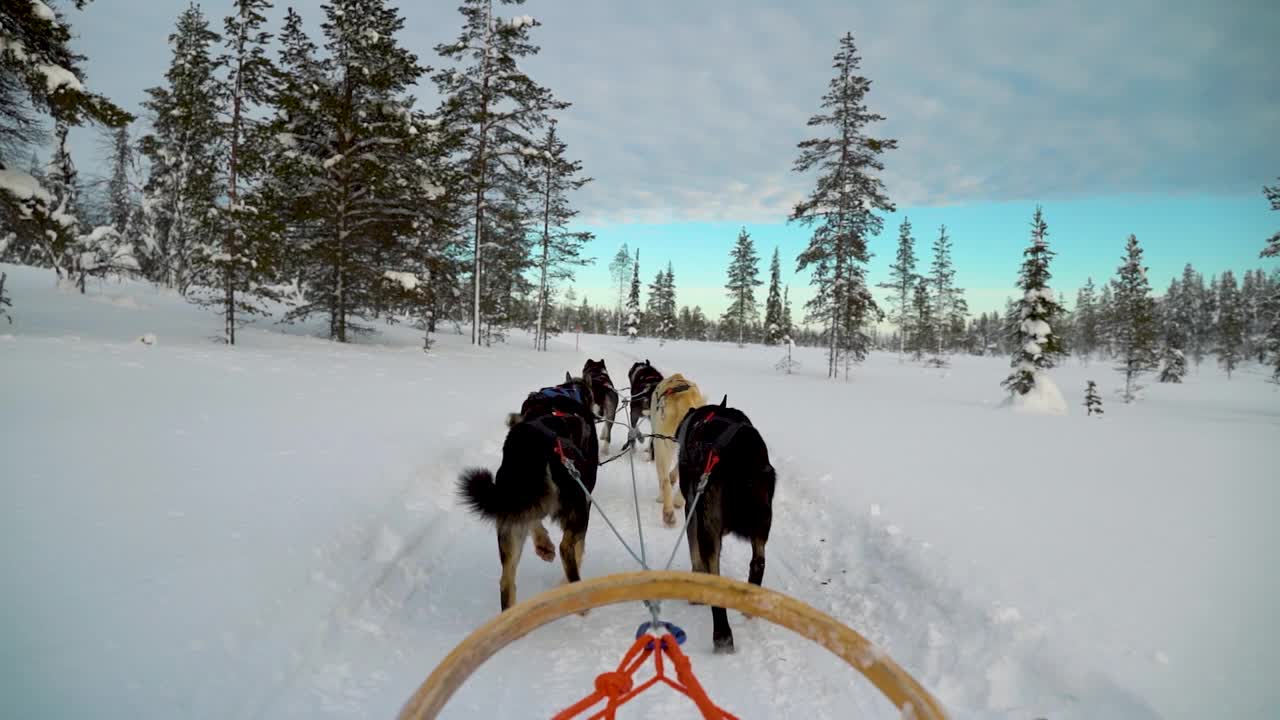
<box><xmin>2</xmin><ymin>263</ymin><xmax>1276</xmax><ymax>719</ymax></box>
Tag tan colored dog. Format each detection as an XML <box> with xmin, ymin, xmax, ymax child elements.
<box><xmin>650</xmin><ymin>373</ymin><xmax>705</xmax><ymax>526</ymax></box>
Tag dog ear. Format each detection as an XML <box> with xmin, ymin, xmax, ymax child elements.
<box><xmin>565</xmin><ymin>371</ymin><xmax>573</xmax><ymax>383</ymax></box>
<box><xmin>645</xmin><ymin>359</ymin><xmax>651</xmax><ymax>365</ymax></box>
<box><xmin>719</xmin><ymin>394</ymin><xmax>728</xmax><ymax>407</ymax></box>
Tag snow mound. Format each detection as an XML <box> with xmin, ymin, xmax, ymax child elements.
<box><xmin>137</xmin><ymin>333</ymin><xmax>156</xmax><ymax>346</ymax></box>
<box><xmin>1009</xmin><ymin>371</ymin><xmax>1067</xmax><ymax>415</ymax></box>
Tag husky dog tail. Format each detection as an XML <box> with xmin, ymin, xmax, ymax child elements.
<box><xmin>457</xmin><ymin>422</ymin><xmax>552</xmax><ymax>522</ymax></box>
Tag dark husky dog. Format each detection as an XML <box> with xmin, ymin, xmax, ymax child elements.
<box><xmin>675</xmin><ymin>395</ymin><xmax>776</xmax><ymax>653</ymax></box>
<box><xmin>582</xmin><ymin>358</ymin><xmax>620</xmax><ymax>450</ymax></box>
<box><xmin>627</xmin><ymin>359</ymin><xmax>664</xmax><ymax>460</ymax></box>
<box><xmin>459</xmin><ymin>373</ymin><xmax>599</xmax><ymax>611</ymax></box>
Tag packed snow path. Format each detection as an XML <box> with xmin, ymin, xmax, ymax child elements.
<box><xmin>2</xmin><ymin>265</ymin><xmax>1276</xmax><ymax>719</ymax></box>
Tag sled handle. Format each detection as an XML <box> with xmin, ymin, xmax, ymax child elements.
<box><xmin>397</xmin><ymin>570</ymin><xmax>947</xmax><ymax>720</ymax></box>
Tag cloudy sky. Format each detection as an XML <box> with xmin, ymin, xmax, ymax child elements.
<box><xmin>65</xmin><ymin>0</ymin><xmax>1279</xmax><ymax>316</ymax></box>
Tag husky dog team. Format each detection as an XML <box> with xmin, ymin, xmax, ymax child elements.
<box><xmin>458</xmin><ymin>357</ymin><xmax>777</xmax><ymax>653</ymax></box>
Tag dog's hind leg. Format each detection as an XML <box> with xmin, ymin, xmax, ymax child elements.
<box><xmin>498</xmin><ymin>521</ymin><xmax>529</xmax><ymax>611</ymax></box>
<box><xmin>696</xmin><ymin>528</ymin><xmax>735</xmax><ymax>653</ymax></box>
<box><xmin>748</xmin><ymin>536</ymin><xmax>766</xmax><ymax>586</ymax></box>
<box><xmin>558</xmin><ymin>522</ymin><xmax>586</xmax><ymax>584</ymax></box>
<box><xmin>531</xmin><ymin>522</ymin><xmax>555</xmax><ymax>562</ymax></box>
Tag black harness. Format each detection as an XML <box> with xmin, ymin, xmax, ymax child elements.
<box><xmin>678</xmin><ymin>409</ymin><xmax>749</xmax><ymax>478</ymax></box>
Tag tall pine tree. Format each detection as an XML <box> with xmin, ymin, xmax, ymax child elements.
<box><xmin>1110</xmin><ymin>234</ymin><xmax>1159</xmax><ymax>401</ymax></box>
<box><xmin>1001</xmin><ymin>206</ymin><xmax>1065</xmax><ymax>396</ymax></box>
<box><xmin>1215</xmin><ymin>270</ymin><xmax>1245</xmax><ymax>378</ymax></box>
<box><xmin>434</xmin><ymin>0</ymin><xmax>564</xmax><ymax>345</ymax></box>
<box><xmin>624</xmin><ymin>248</ymin><xmax>640</xmax><ymax>340</ymax></box>
<box><xmin>722</xmin><ymin>227</ymin><xmax>762</xmax><ymax>346</ymax></box>
<box><xmin>267</xmin><ymin>0</ymin><xmax>429</xmax><ymax>342</ymax></box>
<box><xmin>197</xmin><ymin>0</ymin><xmax>280</xmax><ymax>345</ymax></box>
<box><xmin>878</xmin><ymin>216</ymin><xmax>916</xmax><ymax>361</ymax></box>
<box><xmin>1074</xmin><ymin>278</ymin><xmax>1099</xmax><ymax>362</ymax></box>
<box><xmin>763</xmin><ymin>247</ymin><xmax>784</xmax><ymax>344</ymax></box>
<box><xmin>907</xmin><ymin>276</ymin><xmax>934</xmax><ymax>360</ymax></box>
<box><xmin>1158</xmin><ymin>277</ymin><xmax>1188</xmax><ymax>383</ymax></box>
<box><xmin>608</xmin><ymin>243</ymin><xmax>631</xmax><ymax>335</ymax></box>
<box><xmin>789</xmin><ymin>32</ymin><xmax>895</xmax><ymax>377</ymax></box>
<box><xmin>529</xmin><ymin>119</ymin><xmax>593</xmax><ymax>351</ymax></box>
<box><xmin>927</xmin><ymin>224</ymin><xmax>962</xmax><ymax>361</ymax></box>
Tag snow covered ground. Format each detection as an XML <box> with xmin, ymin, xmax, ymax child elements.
<box><xmin>2</xmin><ymin>262</ymin><xmax>1276</xmax><ymax>719</ymax></box>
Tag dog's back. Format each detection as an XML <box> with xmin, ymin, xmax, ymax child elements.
<box><xmin>649</xmin><ymin>373</ymin><xmax>706</xmax><ymax>525</ymax></box>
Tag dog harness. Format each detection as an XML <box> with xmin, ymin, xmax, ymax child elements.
<box><xmin>679</xmin><ymin>410</ymin><xmax>748</xmax><ymax>478</ymax></box>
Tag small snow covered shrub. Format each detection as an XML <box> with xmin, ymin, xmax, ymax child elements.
<box><xmin>1084</xmin><ymin>380</ymin><xmax>1104</xmax><ymax>417</ymax></box>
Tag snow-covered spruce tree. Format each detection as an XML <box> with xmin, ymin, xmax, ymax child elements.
<box><xmin>1001</xmin><ymin>206</ymin><xmax>1066</xmax><ymax>399</ymax></box>
<box><xmin>42</xmin><ymin>121</ymin><xmax>80</xmax><ymax>279</ymax></box>
<box><xmin>624</xmin><ymin>249</ymin><xmax>640</xmax><ymax>340</ymax></box>
<box><xmin>266</xmin><ymin>1</ymin><xmax>429</xmax><ymax>342</ymax></box>
<box><xmin>907</xmin><ymin>276</ymin><xmax>933</xmax><ymax>361</ymax></box>
<box><xmin>661</xmin><ymin>263</ymin><xmax>678</xmax><ymax>340</ymax></box>
<box><xmin>1073</xmin><ymin>278</ymin><xmax>1099</xmax><ymax>362</ymax></box>
<box><xmin>0</xmin><ymin>0</ymin><xmax>130</xmax><ymax>245</ymax></box>
<box><xmin>1084</xmin><ymin>380</ymin><xmax>1103</xmax><ymax>416</ymax></box>
<box><xmin>1175</xmin><ymin>263</ymin><xmax>1207</xmax><ymax>366</ymax></box>
<box><xmin>878</xmin><ymin>216</ymin><xmax>916</xmax><ymax>361</ymax></box>
<box><xmin>434</xmin><ymin>0</ymin><xmax>564</xmax><ymax>345</ymax></box>
<box><xmin>104</xmin><ymin>124</ymin><xmax>139</xmax><ymax>235</ymax></box>
<box><xmin>646</xmin><ymin>263</ymin><xmax>677</xmax><ymax>343</ymax></box>
<box><xmin>722</xmin><ymin>227</ymin><xmax>762</xmax><ymax>347</ymax></box>
<box><xmin>1096</xmin><ymin>282</ymin><xmax>1116</xmax><ymax>359</ymax></box>
<box><xmin>1215</xmin><ymin>270</ymin><xmax>1245</xmax><ymax>379</ymax></box>
<box><xmin>529</xmin><ymin>120</ymin><xmax>593</xmax><ymax>351</ymax></box>
<box><xmin>1110</xmin><ymin>234</ymin><xmax>1159</xmax><ymax>401</ymax></box>
<box><xmin>140</xmin><ymin>4</ymin><xmax>224</xmax><ymax>292</ymax></box>
<box><xmin>789</xmin><ymin>32</ymin><xmax>895</xmax><ymax>378</ymax></box>
<box><xmin>927</xmin><ymin>224</ymin><xmax>962</xmax><ymax>362</ymax></box>
<box><xmin>1157</xmin><ymin>277</ymin><xmax>1188</xmax><ymax>383</ymax></box>
<box><xmin>764</xmin><ymin>247</ymin><xmax>784</xmax><ymax>345</ymax></box>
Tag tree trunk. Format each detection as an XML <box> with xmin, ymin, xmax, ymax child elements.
<box><xmin>226</xmin><ymin>58</ymin><xmax>243</xmax><ymax>346</ymax></box>
<box><xmin>535</xmin><ymin>156</ymin><xmax>552</xmax><ymax>352</ymax></box>
<box><xmin>471</xmin><ymin>1</ymin><xmax>494</xmax><ymax>346</ymax></box>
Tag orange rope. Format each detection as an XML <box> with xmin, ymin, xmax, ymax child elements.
<box><xmin>552</xmin><ymin>634</ymin><xmax>738</xmax><ymax>720</ymax></box>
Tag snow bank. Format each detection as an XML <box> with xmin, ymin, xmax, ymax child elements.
<box><xmin>1009</xmin><ymin>370</ymin><xmax>1068</xmax><ymax>415</ymax></box>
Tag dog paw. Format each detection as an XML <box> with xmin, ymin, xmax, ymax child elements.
<box><xmin>662</xmin><ymin>508</ymin><xmax>677</xmax><ymax>527</ymax></box>
<box><xmin>534</xmin><ymin>543</ymin><xmax>556</xmax><ymax>562</ymax></box>
<box><xmin>713</xmin><ymin>638</ymin><xmax>736</xmax><ymax>655</ymax></box>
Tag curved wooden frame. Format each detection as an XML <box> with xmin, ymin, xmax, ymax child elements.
<box><xmin>398</xmin><ymin>570</ymin><xmax>947</xmax><ymax>720</ymax></box>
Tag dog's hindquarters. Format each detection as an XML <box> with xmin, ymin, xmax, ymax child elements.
<box><xmin>458</xmin><ymin>421</ymin><xmax>559</xmax><ymax>610</ymax></box>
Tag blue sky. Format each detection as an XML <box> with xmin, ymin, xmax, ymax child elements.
<box><xmin>58</xmin><ymin>0</ymin><xmax>1280</xmax><ymax>317</ymax></box>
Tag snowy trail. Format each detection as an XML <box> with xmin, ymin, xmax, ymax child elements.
<box><xmin>3</xmin><ymin>266</ymin><xmax>1273</xmax><ymax>719</ymax></box>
